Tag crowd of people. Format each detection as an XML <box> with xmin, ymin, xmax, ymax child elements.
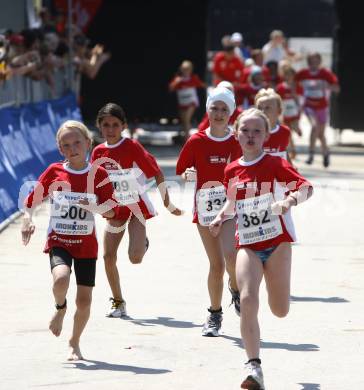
<box><xmin>169</xmin><ymin>29</ymin><xmax>339</xmax><ymax>167</ymax></box>
<box><xmin>0</xmin><ymin>6</ymin><xmax>110</xmax><ymax>104</ymax></box>
<box><xmin>14</xmin><ymin>25</ymin><xmax>340</xmax><ymax>390</ymax></box>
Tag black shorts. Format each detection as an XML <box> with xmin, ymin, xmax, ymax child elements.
<box><xmin>49</xmin><ymin>247</ymin><xmax>96</xmax><ymax>287</ymax></box>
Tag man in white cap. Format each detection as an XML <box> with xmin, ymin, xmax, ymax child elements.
<box><xmin>231</xmin><ymin>32</ymin><xmax>251</xmax><ymax>60</ymax></box>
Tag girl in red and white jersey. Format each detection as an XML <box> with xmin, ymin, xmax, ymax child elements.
<box><xmin>295</xmin><ymin>52</ymin><xmax>340</xmax><ymax>167</ymax></box>
<box><xmin>254</xmin><ymin>88</ymin><xmax>292</xmax><ymax>164</ymax></box>
<box><xmin>176</xmin><ymin>86</ymin><xmax>242</xmax><ymax>337</ymax></box>
<box><xmin>169</xmin><ymin>60</ymin><xmax>206</xmax><ymax>141</ymax></box>
<box><xmin>197</xmin><ymin>81</ymin><xmax>243</xmax><ymax>132</ymax></box>
<box><xmin>210</xmin><ymin>108</ymin><xmax>313</xmax><ymax>390</ymax></box>
<box><xmin>276</xmin><ymin>64</ymin><xmax>303</xmax><ymax>159</ymax></box>
<box><xmin>21</xmin><ymin>120</ymin><xmax>118</xmax><ymax>361</ymax></box>
<box><xmin>91</xmin><ymin>103</ymin><xmax>182</xmax><ymax>318</ymax></box>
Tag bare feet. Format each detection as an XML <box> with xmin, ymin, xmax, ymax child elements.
<box><xmin>49</xmin><ymin>308</ymin><xmax>66</xmax><ymax>337</ymax></box>
<box><xmin>68</xmin><ymin>342</ymin><xmax>84</xmax><ymax>361</ymax></box>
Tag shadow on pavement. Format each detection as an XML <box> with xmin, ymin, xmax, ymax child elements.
<box><xmin>127</xmin><ymin>316</ymin><xmax>201</xmax><ymax>329</ymax></box>
<box><xmin>291</xmin><ymin>295</ymin><xmax>349</xmax><ymax>303</ymax></box>
<box><xmin>220</xmin><ymin>334</ymin><xmax>319</xmax><ymax>352</ymax></box>
<box><xmin>298</xmin><ymin>383</ymin><xmax>321</xmax><ymax>390</ymax></box>
<box><xmin>64</xmin><ymin>360</ymin><xmax>171</xmax><ymax>374</ymax></box>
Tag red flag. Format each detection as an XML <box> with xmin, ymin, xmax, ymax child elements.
<box><xmin>55</xmin><ymin>0</ymin><xmax>103</xmax><ymax>33</ymax></box>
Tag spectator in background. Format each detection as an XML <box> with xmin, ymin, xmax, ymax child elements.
<box><xmin>212</xmin><ymin>35</ymin><xmax>245</xmax><ymax>87</ymax></box>
<box><xmin>169</xmin><ymin>60</ymin><xmax>206</xmax><ymax>141</ymax></box>
<box><xmin>230</xmin><ymin>32</ymin><xmax>251</xmax><ymax>60</ymax></box>
<box><xmin>265</xmin><ymin>60</ymin><xmax>283</xmax><ymax>90</ymax></box>
<box><xmin>0</xmin><ymin>35</ymin><xmax>12</xmax><ymax>85</ymax></box>
<box><xmin>262</xmin><ymin>30</ymin><xmax>298</xmax><ymax>65</ymax></box>
<box><xmin>72</xmin><ymin>33</ymin><xmax>111</xmax><ymax>104</ymax></box>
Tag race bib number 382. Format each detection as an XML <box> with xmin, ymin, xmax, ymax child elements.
<box><xmin>50</xmin><ymin>191</ymin><xmax>96</xmax><ymax>235</ymax></box>
<box><xmin>197</xmin><ymin>185</ymin><xmax>226</xmax><ymax>226</ymax></box>
<box><xmin>236</xmin><ymin>193</ymin><xmax>282</xmax><ymax>245</ymax></box>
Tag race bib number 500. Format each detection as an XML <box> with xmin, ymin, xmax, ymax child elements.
<box><xmin>236</xmin><ymin>193</ymin><xmax>282</xmax><ymax>245</ymax></box>
<box><xmin>50</xmin><ymin>191</ymin><xmax>96</xmax><ymax>235</ymax></box>
<box><xmin>197</xmin><ymin>185</ymin><xmax>226</xmax><ymax>226</ymax></box>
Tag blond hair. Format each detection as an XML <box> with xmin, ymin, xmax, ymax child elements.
<box><xmin>234</xmin><ymin>108</ymin><xmax>270</xmax><ymax>134</ymax></box>
<box><xmin>254</xmin><ymin>88</ymin><xmax>282</xmax><ymax>110</ymax></box>
<box><xmin>56</xmin><ymin>120</ymin><xmax>93</xmax><ymax>148</ymax></box>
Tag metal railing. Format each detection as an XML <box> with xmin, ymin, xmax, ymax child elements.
<box><xmin>0</xmin><ymin>67</ymin><xmax>72</xmax><ymax>109</ymax></box>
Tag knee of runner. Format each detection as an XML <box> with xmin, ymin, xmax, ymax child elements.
<box><xmin>224</xmin><ymin>251</ymin><xmax>237</xmax><ymax>265</ymax></box>
<box><xmin>270</xmin><ymin>303</ymin><xmax>290</xmax><ymax>318</ymax></box>
<box><xmin>103</xmin><ymin>253</ymin><xmax>117</xmax><ymax>264</ymax></box>
<box><xmin>75</xmin><ymin>295</ymin><xmax>92</xmax><ymax>310</ymax></box>
<box><xmin>240</xmin><ymin>293</ymin><xmax>259</xmax><ymax>312</ymax></box>
<box><xmin>209</xmin><ymin>262</ymin><xmax>225</xmax><ymax>277</ymax></box>
<box><xmin>129</xmin><ymin>252</ymin><xmax>143</xmax><ymax>264</ymax></box>
<box><xmin>53</xmin><ymin>274</ymin><xmax>69</xmax><ymax>290</ymax></box>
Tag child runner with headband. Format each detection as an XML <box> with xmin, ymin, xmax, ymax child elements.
<box><xmin>209</xmin><ymin>108</ymin><xmax>313</xmax><ymax>389</ymax></box>
<box><xmin>176</xmin><ymin>86</ymin><xmax>242</xmax><ymax>337</ymax></box>
<box><xmin>91</xmin><ymin>103</ymin><xmax>182</xmax><ymax>318</ymax></box>
<box><xmin>21</xmin><ymin>120</ymin><xmax>118</xmax><ymax>360</ymax></box>
<box><xmin>197</xmin><ymin>81</ymin><xmax>243</xmax><ymax>132</ymax></box>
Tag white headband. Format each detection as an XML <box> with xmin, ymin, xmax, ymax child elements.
<box><xmin>206</xmin><ymin>87</ymin><xmax>236</xmax><ymax>116</ymax></box>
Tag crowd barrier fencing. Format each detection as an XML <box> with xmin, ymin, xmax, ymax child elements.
<box><xmin>0</xmin><ymin>92</ymin><xmax>82</xmax><ymax>230</ymax></box>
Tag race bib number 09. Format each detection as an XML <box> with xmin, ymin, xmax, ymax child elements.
<box><xmin>197</xmin><ymin>185</ymin><xmax>226</xmax><ymax>226</ymax></box>
<box><xmin>50</xmin><ymin>191</ymin><xmax>95</xmax><ymax>235</ymax></box>
<box><xmin>236</xmin><ymin>193</ymin><xmax>282</xmax><ymax>245</ymax></box>
<box><xmin>108</xmin><ymin>169</ymin><xmax>140</xmax><ymax>205</ymax></box>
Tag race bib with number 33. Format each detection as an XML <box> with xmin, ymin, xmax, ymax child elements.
<box><xmin>197</xmin><ymin>185</ymin><xmax>226</xmax><ymax>226</ymax></box>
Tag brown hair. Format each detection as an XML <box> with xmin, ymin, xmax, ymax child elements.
<box><xmin>96</xmin><ymin>103</ymin><xmax>127</xmax><ymax>127</ymax></box>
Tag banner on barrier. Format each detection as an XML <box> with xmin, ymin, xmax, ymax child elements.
<box><xmin>0</xmin><ymin>93</ymin><xmax>82</xmax><ymax>226</ymax></box>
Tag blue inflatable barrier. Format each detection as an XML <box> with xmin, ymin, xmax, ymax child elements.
<box><xmin>0</xmin><ymin>93</ymin><xmax>82</xmax><ymax>227</ymax></box>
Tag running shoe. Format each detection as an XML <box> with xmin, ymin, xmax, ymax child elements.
<box><xmin>241</xmin><ymin>361</ymin><xmax>265</xmax><ymax>390</ymax></box>
<box><xmin>106</xmin><ymin>297</ymin><xmax>127</xmax><ymax>318</ymax></box>
<box><xmin>323</xmin><ymin>153</ymin><xmax>330</xmax><ymax>168</ymax></box>
<box><xmin>305</xmin><ymin>154</ymin><xmax>314</xmax><ymax>165</ymax></box>
<box><xmin>202</xmin><ymin>308</ymin><xmax>223</xmax><ymax>337</ymax></box>
<box><xmin>228</xmin><ymin>280</ymin><xmax>240</xmax><ymax>316</ymax></box>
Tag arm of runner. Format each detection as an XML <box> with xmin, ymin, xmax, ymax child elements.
<box><xmin>271</xmin><ymin>185</ymin><xmax>313</xmax><ymax>215</ymax></box>
<box><xmin>181</xmin><ymin>168</ymin><xmax>197</xmax><ymax>181</ymax></box>
<box><xmin>21</xmin><ymin>209</ymin><xmax>35</xmax><ymax>246</ymax></box>
<box><xmin>209</xmin><ymin>197</ymin><xmax>235</xmax><ymax>237</ymax></box>
<box><xmin>78</xmin><ymin>197</ymin><xmax>116</xmax><ymax>219</ymax></box>
<box><xmin>154</xmin><ymin>172</ymin><xmax>183</xmax><ymax>216</ymax></box>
